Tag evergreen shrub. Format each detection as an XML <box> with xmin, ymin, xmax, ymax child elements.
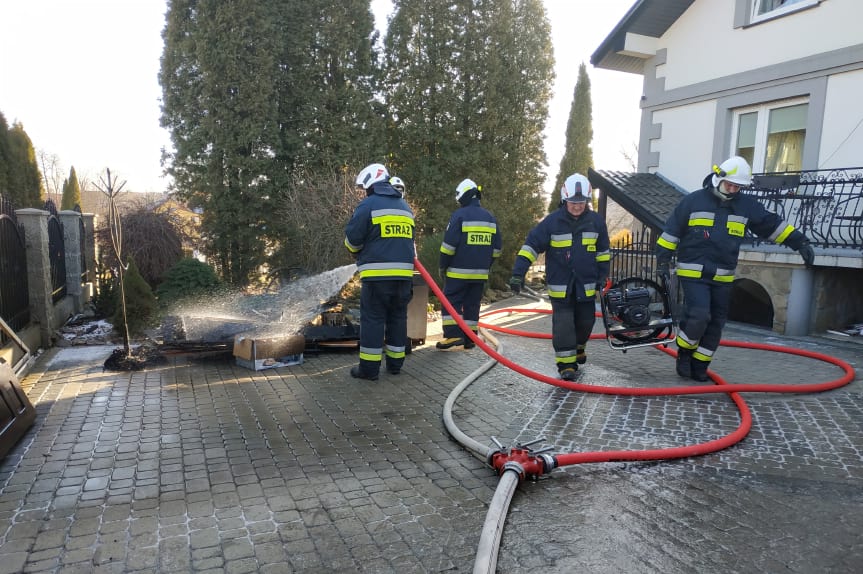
<box><xmin>112</xmin><ymin>258</ymin><xmax>158</xmax><ymax>338</ymax></box>
<box><xmin>155</xmin><ymin>258</ymin><xmax>223</xmax><ymax>308</ymax></box>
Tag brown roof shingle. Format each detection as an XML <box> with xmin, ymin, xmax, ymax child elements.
<box><xmin>589</xmin><ymin>168</ymin><xmax>687</xmax><ymax>232</ymax></box>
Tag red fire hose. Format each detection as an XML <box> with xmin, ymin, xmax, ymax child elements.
<box><xmin>416</xmin><ymin>259</ymin><xmax>856</xmax><ymax>574</ymax></box>
<box><xmin>414</xmin><ymin>258</ymin><xmax>855</xmax><ymax>466</ymax></box>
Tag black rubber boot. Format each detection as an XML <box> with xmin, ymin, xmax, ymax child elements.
<box><xmin>675</xmin><ymin>349</ymin><xmax>693</xmax><ymax>378</ymax></box>
<box><xmin>558</xmin><ymin>365</ymin><xmax>578</xmax><ymax>380</ymax></box>
<box><xmin>463</xmin><ymin>335</ymin><xmax>476</xmax><ymax>350</ymax></box>
<box><xmin>350</xmin><ymin>366</ymin><xmax>379</xmax><ymax>381</ymax></box>
<box><xmin>690</xmin><ymin>362</ymin><xmax>710</xmax><ymax>382</ymax></box>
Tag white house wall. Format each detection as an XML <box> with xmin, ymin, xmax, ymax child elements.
<box><xmin>658</xmin><ymin>0</ymin><xmax>859</xmax><ymax>92</ymax></box>
<box><xmin>820</xmin><ymin>69</ymin><xmax>863</xmax><ymax>169</ymax></box>
<box><xmin>636</xmin><ymin>0</ymin><xmax>863</xmax><ymax>175</ymax></box>
<box><xmin>651</xmin><ymin>101</ymin><xmax>717</xmax><ymax>189</ymax></box>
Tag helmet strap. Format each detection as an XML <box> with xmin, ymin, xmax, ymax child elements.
<box><xmin>712</xmin><ymin>182</ymin><xmax>733</xmax><ymax>201</ymax></box>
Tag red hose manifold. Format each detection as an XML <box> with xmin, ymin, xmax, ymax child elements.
<box><xmin>488</xmin><ymin>447</ymin><xmax>557</xmax><ymax>480</ymax></box>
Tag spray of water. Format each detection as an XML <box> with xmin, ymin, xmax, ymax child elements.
<box><xmin>166</xmin><ymin>264</ymin><xmax>358</xmax><ymax>342</ymax></box>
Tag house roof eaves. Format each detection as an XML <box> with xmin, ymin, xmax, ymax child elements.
<box><xmin>591</xmin><ymin>0</ymin><xmax>695</xmax><ymax>73</ymax></box>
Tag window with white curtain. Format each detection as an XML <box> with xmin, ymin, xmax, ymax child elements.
<box><xmin>732</xmin><ymin>99</ymin><xmax>808</xmax><ymax>173</ymax></box>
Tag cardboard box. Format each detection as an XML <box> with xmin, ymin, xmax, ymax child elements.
<box><xmin>233</xmin><ymin>333</ymin><xmax>305</xmax><ymax>371</ymax></box>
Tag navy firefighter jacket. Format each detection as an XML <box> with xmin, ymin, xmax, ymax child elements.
<box><xmin>656</xmin><ymin>174</ymin><xmax>807</xmax><ymax>283</ymax></box>
<box><xmin>344</xmin><ymin>182</ymin><xmax>415</xmax><ymax>281</ymax></box>
<box><xmin>439</xmin><ymin>198</ymin><xmax>502</xmax><ymax>281</ymax></box>
<box><xmin>512</xmin><ymin>206</ymin><xmax>611</xmax><ymax>301</ymax></box>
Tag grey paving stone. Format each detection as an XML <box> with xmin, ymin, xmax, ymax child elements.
<box><xmin>3</xmin><ymin>310</ymin><xmax>861</xmax><ymax>573</ymax></box>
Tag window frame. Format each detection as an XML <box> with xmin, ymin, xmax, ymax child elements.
<box><xmin>730</xmin><ymin>97</ymin><xmax>809</xmax><ymax>173</ymax></box>
<box><xmin>735</xmin><ymin>0</ymin><xmax>823</xmax><ymax>27</ymax></box>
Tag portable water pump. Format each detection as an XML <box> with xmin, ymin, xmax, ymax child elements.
<box><xmin>599</xmin><ymin>273</ymin><xmax>676</xmax><ymax>351</ymax></box>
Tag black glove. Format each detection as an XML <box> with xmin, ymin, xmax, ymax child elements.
<box><xmin>508</xmin><ymin>275</ymin><xmax>524</xmax><ymax>295</ymax></box>
<box><xmin>797</xmin><ymin>241</ymin><xmax>815</xmax><ymax>268</ymax></box>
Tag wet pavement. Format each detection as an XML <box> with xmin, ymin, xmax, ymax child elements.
<box><xmin>1</xmin><ymin>296</ymin><xmax>861</xmax><ymax>573</ymax></box>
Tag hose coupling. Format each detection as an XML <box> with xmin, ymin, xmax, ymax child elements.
<box><xmin>502</xmin><ymin>461</ymin><xmax>526</xmax><ymax>480</ymax></box>
<box><xmin>488</xmin><ymin>446</ymin><xmax>555</xmax><ymax>481</ymax></box>
<box><xmin>537</xmin><ymin>453</ymin><xmax>558</xmax><ymax>474</ymax></box>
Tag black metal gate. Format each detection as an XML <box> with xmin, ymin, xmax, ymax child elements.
<box><xmin>609</xmin><ymin>227</ymin><xmax>658</xmax><ymax>283</ymax></box>
<box><xmin>45</xmin><ymin>200</ymin><xmax>67</xmax><ymax>303</ymax></box>
<box><xmin>0</xmin><ymin>196</ymin><xmax>30</xmax><ymax>340</ymax></box>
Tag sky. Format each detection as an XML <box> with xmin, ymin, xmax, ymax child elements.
<box><xmin>0</xmin><ymin>0</ymin><xmax>642</xmax><ymax>197</ymax></box>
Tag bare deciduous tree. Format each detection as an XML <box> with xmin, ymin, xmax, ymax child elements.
<box><xmin>94</xmin><ymin>169</ymin><xmax>132</xmax><ymax>355</ymax></box>
<box><xmin>95</xmin><ymin>197</ymin><xmax>186</xmax><ymax>289</ymax></box>
<box><xmin>269</xmin><ymin>167</ymin><xmax>366</xmax><ymax>285</ymax></box>
<box><xmin>620</xmin><ymin>141</ymin><xmax>639</xmax><ymax>172</ymax></box>
<box><xmin>37</xmin><ymin>149</ymin><xmax>64</xmax><ymax>204</ymax></box>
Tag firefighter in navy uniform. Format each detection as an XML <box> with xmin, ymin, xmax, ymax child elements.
<box><xmin>437</xmin><ymin>178</ymin><xmax>502</xmax><ymax>349</ymax></box>
<box><xmin>344</xmin><ymin>164</ymin><xmax>416</xmax><ymax>381</ymax></box>
<box><xmin>656</xmin><ymin>155</ymin><xmax>815</xmax><ymax>382</ymax></box>
<box><xmin>509</xmin><ymin>173</ymin><xmax>611</xmax><ymax>381</ymax></box>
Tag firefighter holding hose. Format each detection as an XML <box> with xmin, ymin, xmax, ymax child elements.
<box><xmin>656</xmin><ymin>155</ymin><xmax>815</xmax><ymax>382</ymax></box>
<box><xmin>509</xmin><ymin>173</ymin><xmax>611</xmax><ymax>380</ymax></box>
<box><xmin>344</xmin><ymin>164</ymin><xmax>416</xmax><ymax>381</ymax></box>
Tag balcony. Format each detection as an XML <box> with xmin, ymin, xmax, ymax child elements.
<box><xmin>744</xmin><ymin>167</ymin><xmax>863</xmax><ymax>251</ymax></box>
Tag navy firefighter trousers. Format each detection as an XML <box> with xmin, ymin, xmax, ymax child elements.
<box><xmin>358</xmin><ymin>280</ymin><xmax>413</xmax><ymax>375</ymax></box>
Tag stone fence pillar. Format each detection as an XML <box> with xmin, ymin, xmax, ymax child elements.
<box><xmin>15</xmin><ymin>208</ymin><xmax>54</xmax><ymax>348</ymax></box>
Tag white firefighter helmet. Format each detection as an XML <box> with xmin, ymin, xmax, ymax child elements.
<box><xmin>711</xmin><ymin>156</ymin><xmax>752</xmax><ymax>188</ymax></box>
<box><xmin>561</xmin><ymin>173</ymin><xmax>591</xmax><ymax>203</ymax></box>
<box><xmin>355</xmin><ymin>163</ymin><xmax>389</xmax><ymax>190</ymax></box>
<box><xmin>455</xmin><ymin>178</ymin><xmax>479</xmax><ymax>202</ymax></box>
<box><xmin>389</xmin><ymin>176</ymin><xmax>405</xmax><ymax>194</ymax></box>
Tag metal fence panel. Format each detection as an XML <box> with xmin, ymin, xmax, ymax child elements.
<box><xmin>0</xmin><ymin>197</ymin><xmax>30</xmax><ymax>340</ymax></box>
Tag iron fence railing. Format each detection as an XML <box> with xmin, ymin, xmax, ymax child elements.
<box><xmin>609</xmin><ymin>228</ymin><xmax>658</xmax><ymax>284</ymax></box>
<box><xmin>744</xmin><ymin>167</ymin><xmax>863</xmax><ymax>249</ymax></box>
<box><xmin>0</xmin><ymin>196</ymin><xmax>30</xmax><ymax>339</ymax></box>
<box><xmin>45</xmin><ymin>199</ymin><xmax>67</xmax><ymax>303</ymax></box>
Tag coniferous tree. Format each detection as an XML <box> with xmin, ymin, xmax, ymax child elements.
<box><xmin>279</xmin><ymin>0</ymin><xmax>382</xmax><ymax>172</ymax></box>
<box><xmin>5</xmin><ymin>122</ymin><xmax>44</xmax><ymax>208</ymax></box>
<box><xmin>267</xmin><ymin>0</ymin><xmax>382</xmax><ymax>278</ymax></box>
<box><xmin>61</xmin><ymin>166</ymin><xmax>82</xmax><ymax>211</ymax></box>
<box><xmin>161</xmin><ymin>0</ymin><xmax>381</xmax><ymax>286</ymax></box>
<box><xmin>384</xmin><ymin>0</ymin><xmax>553</xmax><ymax>286</ymax></box>
<box><xmin>161</xmin><ymin>0</ymin><xmax>282</xmax><ymax>285</ymax></box>
<box><xmin>548</xmin><ymin>62</ymin><xmax>593</xmax><ymax>213</ymax></box>
<box><xmin>0</xmin><ymin>111</ymin><xmax>11</xmax><ymax>199</ymax></box>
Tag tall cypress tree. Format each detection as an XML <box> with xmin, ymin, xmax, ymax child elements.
<box><xmin>0</xmin><ymin>111</ymin><xmax>11</xmax><ymax>199</ymax></box>
<box><xmin>548</xmin><ymin>62</ymin><xmax>593</xmax><ymax>213</ymax></box>
<box><xmin>384</xmin><ymin>0</ymin><xmax>553</xmax><ymax>284</ymax></box>
<box><xmin>61</xmin><ymin>166</ymin><xmax>82</xmax><ymax>211</ymax></box>
<box><xmin>267</xmin><ymin>0</ymin><xmax>382</xmax><ymax>278</ymax></box>
<box><xmin>384</xmin><ymin>0</ymin><xmax>466</xmax><ymax>234</ymax></box>
<box><xmin>161</xmin><ymin>0</ymin><xmax>282</xmax><ymax>285</ymax></box>
<box><xmin>282</xmin><ymin>0</ymin><xmax>382</xmax><ymax>172</ymax></box>
<box><xmin>161</xmin><ymin>0</ymin><xmax>381</xmax><ymax>285</ymax></box>
<box><xmin>6</xmin><ymin>122</ymin><xmax>44</xmax><ymax>208</ymax></box>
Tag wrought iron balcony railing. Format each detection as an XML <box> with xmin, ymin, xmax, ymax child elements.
<box><xmin>743</xmin><ymin>167</ymin><xmax>863</xmax><ymax>250</ymax></box>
